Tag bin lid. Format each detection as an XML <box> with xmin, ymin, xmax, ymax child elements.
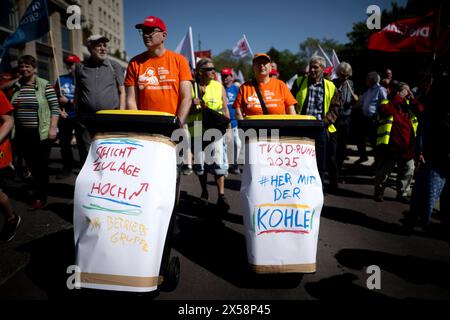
<box><xmin>244</xmin><ymin>115</ymin><xmax>316</xmax><ymax>121</ymax></box>
<box><xmin>96</xmin><ymin>110</ymin><xmax>176</xmax><ymax>117</ymax></box>
<box><xmin>81</xmin><ymin>110</ymin><xmax>179</xmax><ymax>136</ymax></box>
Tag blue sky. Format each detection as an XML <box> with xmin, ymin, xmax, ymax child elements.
<box><xmin>124</xmin><ymin>0</ymin><xmax>408</xmax><ymax>59</ymax></box>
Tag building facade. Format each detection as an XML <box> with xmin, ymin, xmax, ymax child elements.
<box><xmin>0</xmin><ymin>0</ymin><xmax>126</xmax><ymax>83</ymax></box>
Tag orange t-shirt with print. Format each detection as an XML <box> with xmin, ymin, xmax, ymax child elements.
<box><xmin>124</xmin><ymin>49</ymin><xmax>192</xmax><ymax>115</ymax></box>
<box><xmin>233</xmin><ymin>78</ymin><xmax>297</xmax><ymax>116</ymax></box>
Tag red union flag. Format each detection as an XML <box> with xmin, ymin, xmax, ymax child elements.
<box><xmin>367</xmin><ymin>12</ymin><xmax>435</xmax><ymax>52</ymax></box>
<box><xmin>232</xmin><ymin>35</ymin><xmax>252</xmax><ymax>58</ymax></box>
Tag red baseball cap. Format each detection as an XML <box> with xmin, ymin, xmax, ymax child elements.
<box><xmin>221</xmin><ymin>68</ymin><xmax>232</xmax><ymax>75</ymax></box>
<box><xmin>323</xmin><ymin>66</ymin><xmax>333</xmax><ymax>75</ymax></box>
<box><xmin>269</xmin><ymin>69</ymin><xmax>279</xmax><ymax>77</ymax></box>
<box><xmin>64</xmin><ymin>55</ymin><xmax>80</xmax><ymax>64</ymax></box>
<box><xmin>135</xmin><ymin>16</ymin><xmax>167</xmax><ymax>32</ymax></box>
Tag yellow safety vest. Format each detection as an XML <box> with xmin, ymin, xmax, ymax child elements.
<box><xmin>294</xmin><ymin>76</ymin><xmax>336</xmax><ymax>132</ymax></box>
<box><xmin>188</xmin><ymin>80</ymin><xmax>223</xmax><ymax>136</ymax></box>
<box><xmin>376</xmin><ymin>99</ymin><xmax>419</xmax><ymax>145</ymax></box>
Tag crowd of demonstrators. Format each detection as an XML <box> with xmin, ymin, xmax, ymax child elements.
<box><xmin>54</xmin><ymin>55</ymin><xmax>83</xmax><ymax>179</ymax></box>
<box><xmin>221</xmin><ymin>67</ymin><xmax>241</xmax><ymax>175</ymax></box>
<box><xmin>1</xmin><ymin>13</ymin><xmax>448</xmax><ymax>243</ymax></box>
<box><xmin>189</xmin><ymin>58</ymin><xmax>231</xmax><ymax>214</ymax></box>
<box><xmin>75</xmin><ymin>34</ymin><xmax>125</xmax><ymax>166</ymax></box>
<box><xmin>290</xmin><ymin>55</ymin><xmax>341</xmax><ymax>191</ymax></box>
<box><xmin>10</xmin><ymin>55</ymin><xmax>60</xmax><ymax>210</ymax></box>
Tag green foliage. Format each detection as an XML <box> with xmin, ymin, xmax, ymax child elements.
<box><xmin>298</xmin><ymin>37</ymin><xmax>345</xmax><ymax>62</ymax></box>
<box><xmin>212</xmin><ymin>50</ymin><xmax>252</xmax><ymax>81</ymax></box>
<box><xmin>267</xmin><ymin>47</ymin><xmax>305</xmax><ymax>81</ymax></box>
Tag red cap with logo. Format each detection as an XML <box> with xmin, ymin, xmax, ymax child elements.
<box><xmin>64</xmin><ymin>55</ymin><xmax>81</xmax><ymax>63</ymax></box>
<box><xmin>135</xmin><ymin>16</ymin><xmax>167</xmax><ymax>32</ymax></box>
<box><xmin>221</xmin><ymin>68</ymin><xmax>232</xmax><ymax>75</ymax></box>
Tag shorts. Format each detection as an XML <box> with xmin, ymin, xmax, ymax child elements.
<box><xmin>192</xmin><ymin>135</ymin><xmax>228</xmax><ymax>176</ymax></box>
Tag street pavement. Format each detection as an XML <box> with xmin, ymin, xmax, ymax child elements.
<box><xmin>0</xmin><ymin>145</ymin><xmax>449</xmax><ymax>301</ymax></box>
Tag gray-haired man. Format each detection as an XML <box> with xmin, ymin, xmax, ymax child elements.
<box><xmin>74</xmin><ymin>34</ymin><xmax>126</xmax><ymax>164</ymax></box>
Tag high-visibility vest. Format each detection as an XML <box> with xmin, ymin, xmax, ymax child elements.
<box><xmin>294</xmin><ymin>76</ymin><xmax>336</xmax><ymax>132</ymax></box>
<box><xmin>187</xmin><ymin>80</ymin><xmax>223</xmax><ymax>136</ymax></box>
<box><xmin>376</xmin><ymin>99</ymin><xmax>419</xmax><ymax>145</ymax></box>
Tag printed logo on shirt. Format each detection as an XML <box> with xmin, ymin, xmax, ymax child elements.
<box><xmin>138</xmin><ymin>67</ymin><xmax>159</xmax><ymax>89</ymax></box>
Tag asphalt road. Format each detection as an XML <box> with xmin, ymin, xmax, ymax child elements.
<box><xmin>0</xmin><ymin>145</ymin><xmax>449</xmax><ymax>302</ymax></box>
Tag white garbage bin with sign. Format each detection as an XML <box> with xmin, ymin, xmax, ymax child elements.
<box><xmin>74</xmin><ymin>110</ymin><xmax>180</xmax><ymax>293</ymax></box>
<box><xmin>239</xmin><ymin>115</ymin><xmax>324</xmax><ymax>274</ymax></box>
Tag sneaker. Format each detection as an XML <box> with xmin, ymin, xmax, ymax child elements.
<box><xmin>182</xmin><ymin>166</ymin><xmax>193</xmax><ymax>176</ymax></box>
<box><xmin>354</xmin><ymin>156</ymin><xmax>369</xmax><ymax>165</ymax></box>
<box><xmin>0</xmin><ymin>215</ymin><xmax>21</xmax><ymax>242</ymax></box>
<box><xmin>28</xmin><ymin>199</ymin><xmax>46</xmax><ymax>211</ymax></box>
<box><xmin>217</xmin><ymin>194</ymin><xmax>230</xmax><ymax>212</ymax></box>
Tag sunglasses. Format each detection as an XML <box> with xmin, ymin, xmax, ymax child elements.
<box><xmin>138</xmin><ymin>28</ymin><xmax>162</xmax><ymax>36</ymax></box>
<box><xmin>201</xmin><ymin>67</ymin><xmax>215</xmax><ymax>72</ymax></box>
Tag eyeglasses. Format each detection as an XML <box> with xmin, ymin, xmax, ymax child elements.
<box><xmin>138</xmin><ymin>28</ymin><xmax>162</xmax><ymax>37</ymax></box>
<box><xmin>201</xmin><ymin>67</ymin><xmax>215</xmax><ymax>72</ymax></box>
<box><xmin>221</xmin><ymin>74</ymin><xmax>232</xmax><ymax>77</ymax></box>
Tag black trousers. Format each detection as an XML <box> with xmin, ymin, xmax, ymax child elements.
<box><xmin>15</xmin><ymin>127</ymin><xmax>51</xmax><ymax>201</ymax></box>
<box><xmin>58</xmin><ymin>117</ymin><xmax>86</xmax><ymax>170</ymax></box>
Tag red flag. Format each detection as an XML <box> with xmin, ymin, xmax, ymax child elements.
<box><xmin>368</xmin><ymin>12</ymin><xmax>435</xmax><ymax>52</ymax></box>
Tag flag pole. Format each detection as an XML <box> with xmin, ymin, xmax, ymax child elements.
<box><xmin>243</xmin><ymin>34</ymin><xmax>254</xmax><ymax>56</ymax></box>
<box><xmin>49</xmin><ymin>28</ymin><xmax>62</xmax><ymax>96</ymax></box>
<box><xmin>189</xmin><ymin>26</ymin><xmax>198</xmax><ymax>98</ymax></box>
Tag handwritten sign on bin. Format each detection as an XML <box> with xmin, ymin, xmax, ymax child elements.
<box><xmin>241</xmin><ymin>138</ymin><xmax>323</xmax><ymax>273</ymax></box>
<box><xmin>74</xmin><ymin>134</ymin><xmax>177</xmax><ymax>292</ymax></box>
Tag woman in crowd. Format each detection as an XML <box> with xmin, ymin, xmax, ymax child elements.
<box><xmin>10</xmin><ymin>55</ymin><xmax>59</xmax><ymax>210</ymax></box>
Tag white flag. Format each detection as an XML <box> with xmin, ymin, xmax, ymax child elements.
<box><xmin>232</xmin><ymin>34</ymin><xmax>253</xmax><ymax>58</ymax></box>
<box><xmin>286</xmin><ymin>74</ymin><xmax>298</xmax><ymax>90</ymax></box>
<box><xmin>237</xmin><ymin>70</ymin><xmax>245</xmax><ymax>84</ymax></box>
<box><xmin>331</xmin><ymin>49</ymin><xmax>340</xmax><ymax>68</ymax></box>
<box><xmin>175</xmin><ymin>26</ymin><xmax>195</xmax><ymax>69</ymax></box>
<box><xmin>330</xmin><ymin>49</ymin><xmax>340</xmax><ymax>80</ymax></box>
<box><xmin>317</xmin><ymin>44</ymin><xmax>333</xmax><ymax>67</ymax></box>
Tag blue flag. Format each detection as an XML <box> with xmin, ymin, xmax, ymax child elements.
<box><xmin>0</xmin><ymin>0</ymin><xmax>49</xmax><ymax>60</ymax></box>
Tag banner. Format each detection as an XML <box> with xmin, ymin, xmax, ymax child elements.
<box><xmin>240</xmin><ymin>138</ymin><xmax>323</xmax><ymax>273</ymax></box>
<box><xmin>175</xmin><ymin>26</ymin><xmax>195</xmax><ymax>69</ymax></box>
<box><xmin>0</xmin><ymin>0</ymin><xmax>49</xmax><ymax>60</ymax></box>
<box><xmin>195</xmin><ymin>50</ymin><xmax>212</xmax><ymax>59</ymax></box>
<box><xmin>367</xmin><ymin>12</ymin><xmax>435</xmax><ymax>52</ymax></box>
<box><xmin>74</xmin><ymin>134</ymin><xmax>177</xmax><ymax>292</ymax></box>
<box><xmin>232</xmin><ymin>34</ymin><xmax>253</xmax><ymax>58</ymax></box>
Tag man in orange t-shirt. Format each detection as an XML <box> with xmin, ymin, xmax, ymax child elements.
<box><xmin>124</xmin><ymin>16</ymin><xmax>192</xmax><ymax>125</ymax></box>
<box><xmin>233</xmin><ymin>53</ymin><xmax>296</xmax><ymax>119</ymax></box>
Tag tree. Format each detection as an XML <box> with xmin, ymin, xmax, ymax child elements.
<box><xmin>266</xmin><ymin>47</ymin><xmax>304</xmax><ymax>81</ymax></box>
<box><xmin>298</xmin><ymin>37</ymin><xmax>345</xmax><ymax>63</ymax></box>
<box><xmin>212</xmin><ymin>49</ymin><xmax>252</xmax><ymax>81</ymax></box>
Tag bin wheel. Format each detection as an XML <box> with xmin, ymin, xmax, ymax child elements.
<box><xmin>160</xmin><ymin>256</ymin><xmax>180</xmax><ymax>292</ymax></box>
